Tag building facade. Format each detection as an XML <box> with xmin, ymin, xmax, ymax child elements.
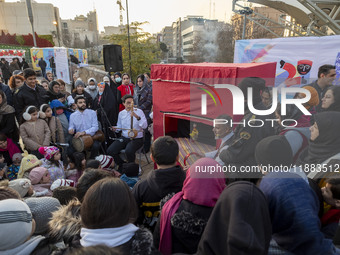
<box><xmin>61</xmin><ymin>10</ymin><xmax>99</xmax><ymax>48</ymax></box>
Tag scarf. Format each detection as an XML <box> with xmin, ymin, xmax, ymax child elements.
<box><xmin>0</xmin><ymin>235</ymin><xmax>45</xmax><ymax>255</ymax></box>
<box><xmin>301</xmin><ymin>111</ymin><xmax>340</xmax><ymax>164</ymax></box>
<box><xmin>0</xmin><ymin>96</ymin><xmax>14</xmax><ymax>123</ymax></box>
<box><xmin>0</xmin><ymin>138</ymin><xmax>21</xmax><ymax>158</ymax></box>
<box><xmin>159</xmin><ymin>158</ymin><xmax>225</xmax><ymax>255</ymax></box>
<box><xmin>80</xmin><ymin>223</ymin><xmax>138</xmax><ymax>248</ymax></box>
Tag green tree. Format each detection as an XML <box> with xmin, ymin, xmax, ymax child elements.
<box><xmin>106</xmin><ymin>21</ymin><xmax>161</xmax><ymax>81</ymax></box>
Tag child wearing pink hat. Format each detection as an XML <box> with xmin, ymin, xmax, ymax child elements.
<box><xmin>29</xmin><ymin>167</ymin><xmax>52</xmax><ymax>196</ymax></box>
<box><xmin>38</xmin><ymin>146</ymin><xmax>65</xmax><ymax>183</ymax></box>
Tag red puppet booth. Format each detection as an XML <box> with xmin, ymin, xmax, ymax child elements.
<box><xmin>151</xmin><ymin>62</ymin><xmax>276</xmax><ymax>166</ymax></box>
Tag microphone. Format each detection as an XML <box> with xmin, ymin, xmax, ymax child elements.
<box><xmin>55</xmin><ymin>143</ymin><xmax>70</xmax><ymax>147</ymax></box>
<box><xmin>109</xmin><ymin>137</ymin><xmax>123</xmax><ymax>142</ymax></box>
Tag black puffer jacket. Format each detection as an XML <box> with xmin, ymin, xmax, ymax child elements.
<box><xmin>132</xmin><ymin>166</ymin><xmax>186</xmax><ymax>231</ymax></box>
<box><xmin>13</xmin><ymin>83</ymin><xmax>48</xmax><ymax>121</ymax></box>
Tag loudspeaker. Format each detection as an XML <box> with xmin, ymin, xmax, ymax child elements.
<box><xmin>103</xmin><ymin>45</ymin><xmax>123</xmax><ymax>72</ymax></box>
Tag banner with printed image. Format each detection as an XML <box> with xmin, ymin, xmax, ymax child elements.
<box><xmin>234</xmin><ymin>35</ymin><xmax>340</xmax><ymax>86</ymax></box>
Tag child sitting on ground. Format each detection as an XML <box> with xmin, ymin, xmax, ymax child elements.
<box><xmin>65</xmin><ymin>152</ymin><xmax>85</xmax><ymax>183</ymax></box>
<box><xmin>7</xmin><ymin>153</ymin><xmax>22</xmax><ymax>180</ymax></box>
<box><xmin>39</xmin><ymin>146</ymin><xmax>65</xmax><ymax>183</ymax></box>
<box><xmin>120</xmin><ymin>162</ymin><xmax>139</xmax><ymax>189</ymax></box>
<box><xmin>321</xmin><ymin>175</ymin><xmax>340</xmax><ymax>238</ymax></box>
<box><xmin>29</xmin><ymin>167</ymin><xmax>53</xmax><ymax>197</ymax></box>
<box><xmin>17</xmin><ymin>152</ymin><xmax>42</xmax><ymax>179</ymax></box>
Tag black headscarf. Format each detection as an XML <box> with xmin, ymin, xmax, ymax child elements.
<box><xmin>255</xmin><ymin>135</ymin><xmax>293</xmax><ymax>168</ymax></box>
<box><xmin>197</xmin><ymin>181</ymin><xmax>271</xmax><ymax>255</ymax></box>
<box><xmin>298</xmin><ymin>111</ymin><xmax>340</xmax><ymax>164</ymax></box>
<box><xmin>323</xmin><ymin>86</ymin><xmax>340</xmax><ymax>112</ymax></box>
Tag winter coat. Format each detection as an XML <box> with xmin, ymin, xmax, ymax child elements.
<box><xmin>153</xmin><ymin>196</ymin><xmax>213</xmax><ymax>254</ymax></box>
<box><xmin>53</xmin><ymin>228</ymin><xmax>161</xmax><ymax>255</ymax></box>
<box><xmin>71</xmin><ymin>91</ymin><xmax>93</xmax><ymax>109</ymax></box>
<box><xmin>38</xmin><ymin>59</ymin><xmax>47</xmax><ymax>69</ymax></box>
<box><xmin>132</xmin><ymin>165</ymin><xmax>186</xmax><ymax>231</ymax></box>
<box><xmin>0</xmin><ymin>83</ymin><xmax>13</xmax><ymax>106</ymax></box>
<box><xmin>0</xmin><ymin>61</ymin><xmax>11</xmax><ymax>79</ymax></box>
<box><xmin>13</xmin><ymin>83</ymin><xmax>48</xmax><ymax>121</ymax></box>
<box><xmin>134</xmin><ymin>83</ymin><xmax>152</xmax><ymax>123</ymax></box>
<box><xmin>20</xmin><ymin>119</ymin><xmax>51</xmax><ymax>151</ymax></box>
<box><xmin>45</xmin><ymin>116</ymin><xmax>65</xmax><ymax>144</ymax></box>
<box><xmin>9</xmin><ymin>61</ymin><xmax>20</xmax><ymax>74</ymax></box>
<box><xmin>48</xmin><ymin>199</ymin><xmax>82</xmax><ymax>244</ymax></box>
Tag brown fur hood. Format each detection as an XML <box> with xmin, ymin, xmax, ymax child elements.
<box><xmin>48</xmin><ymin>199</ymin><xmax>81</xmax><ymax>244</ymax></box>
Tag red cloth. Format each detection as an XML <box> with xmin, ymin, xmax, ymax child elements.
<box><xmin>151</xmin><ymin>62</ymin><xmax>276</xmax><ymax>140</ymax></box>
<box><xmin>158</xmin><ymin>158</ymin><xmax>226</xmax><ymax>255</ymax></box>
<box><xmin>321</xmin><ymin>208</ymin><xmax>340</xmax><ymax>226</ymax></box>
<box><xmin>117</xmin><ymin>84</ymin><xmax>134</xmax><ymax>112</ymax></box>
<box><xmin>0</xmin><ymin>138</ymin><xmax>21</xmax><ymax>158</ymax></box>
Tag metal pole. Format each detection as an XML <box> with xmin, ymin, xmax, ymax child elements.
<box><xmin>242</xmin><ymin>14</ymin><xmax>247</xmax><ymax>39</ymax></box>
<box><xmin>126</xmin><ymin>0</ymin><xmax>132</xmax><ymax>78</ymax></box>
<box><xmin>26</xmin><ymin>0</ymin><xmax>37</xmax><ymax>47</ymax></box>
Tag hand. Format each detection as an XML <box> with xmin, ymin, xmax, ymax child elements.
<box><xmin>58</xmin><ymin>97</ymin><xmax>65</xmax><ymax>103</ymax></box>
<box><xmin>131</xmin><ymin>111</ymin><xmax>139</xmax><ymax>119</ymax></box>
<box><xmin>110</xmin><ymin>126</ymin><xmax>117</xmax><ymax>131</ymax></box>
<box><xmin>183</xmin><ymin>165</ymin><xmax>190</xmax><ymax>171</ymax></box>
<box><xmin>74</xmin><ymin>131</ymin><xmax>85</xmax><ymax>139</ymax></box>
<box><xmin>69</xmin><ymin>129</ymin><xmax>75</xmax><ymax>135</ymax></box>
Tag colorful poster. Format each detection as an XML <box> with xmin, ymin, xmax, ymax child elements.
<box><xmin>30</xmin><ymin>48</ymin><xmax>44</xmax><ymax>71</ymax></box>
<box><xmin>234</xmin><ymin>35</ymin><xmax>340</xmax><ymax>86</ymax></box>
<box><xmin>0</xmin><ymin>49</ymin><xmax>25</xmax><ymax>63</ymax></box>
<box><xmin>55</xmin><ymin>48</ymin><xmax>70</xmax><ymax>84</ymax></box>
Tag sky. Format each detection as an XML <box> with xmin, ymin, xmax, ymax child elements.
<box><xmin>6</xmin><ymin>0</ymin><xmax>233</xmax><ymax>34</ymax></box>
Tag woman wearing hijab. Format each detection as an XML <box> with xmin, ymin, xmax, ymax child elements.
<box><xmin>134</xmin><ymin>74</ymin><xmax>153</xmax><ymax>152</ymax></box>
<box><xmin>197</xmin><ymin>181</ymin><xmax>272</xmax><ymax>255</ymax></box>
<box><xmin>0</xmin><ymin>90</ymin><xmax>18</xmax><ymax>141</ymax></box>
<box><xmin>153</xmin><ymin>158</ymin><xmax>225</xmax><ymax>255</ymax></box>
<box><xmin>92</xmin><ymin>81</ymin><xmax>118</xmax><ymax>128</ymax></box>
<box><xmin>260</xmin><ymin>171</ymin><xmax>339</xmax><ymax>255</ymax></box>
<box><xmin>321</xmin><ymin>86</ymin><xmax>340</xmax><ymax>112</ymax></box>
<box><xmin>297</xmin><ymin>111</ymin><xmax>340</xmax><ymax>180</ymax></box>
<box><xmin>85</xmin><ymin>77</ymin><xmax>98</xmax><ymax>100</ymax></box>
<box><xmin>47</xmin><ymin>80</ymin><xmax>64</xmax><ymax>103</ymax></box>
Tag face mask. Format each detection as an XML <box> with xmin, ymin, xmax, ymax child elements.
<box><xmin>115</xmin><ymin>77</ymin><xmax>122</xmax><ymax>83</ymax></box>
<box><xmin>99</xmin><ymin>92</ymin><xmax>103</xmax><ymax>95</ymax></box>
<box><xmin>88</xmin><ymin>85</ymin><xmax>96</xmax><ymax>90</ymax></box>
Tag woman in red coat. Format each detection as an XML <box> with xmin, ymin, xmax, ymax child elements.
<box><xmin>117</xmin><ymin>73</ymin><xmax>134</xmax><ymax>112</ymax></box>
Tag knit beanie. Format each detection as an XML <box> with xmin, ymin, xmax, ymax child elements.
<box><xmin>12</xmin><ymin>152</ymin><xmax>23</xmax><ymax>162</ymax></box>
<box><xmin>95</xmin><ymin>155</ymin><xmax>114</xmax><ymax>169</ymax></box>
<box><xmin>38</xmin><ymin>146</ymin><xmax>59</xmax><ymax>160</ymax></box>
<box><xmin>255</xmin><ymin>135</ymin><xmax>293</xmax><ymax>168</ymax></box>
<box><xmin>8</xmin><ymin>178</ymin><xmax>31</xmax><ymax>197</ymax></box>
<box><xmin>52</xmin><ymin>186</ymin><xmax>77</xmax><ymax>205</ymax></box>
<box><xmin>302</xmin><ymin>85</ymin><xmax>319</xmax><ymax>110</ymax></box>
<box><xmin>75</xmin><ymin>79</ymin><xmax>85</xmax><ymax>88</ymax></box>
<box><xmin>50</xmin><ymin>179</ymin><xmax>76</xmax><ymax>191</ymax></box>
<box><xmin>29</xmin><ymin>167</ymin><xmax>48</xmax><ymax>185</ymax></box>
<box><xmin>25</xmin><ymin>197</ymin><xmax>61</xmax><ymax>235</ymax></box>
<box><xmin>0</xmin><ymin>186</ymin><xmax>21</xmax><ymax>201</ymax></box>
<box><xmin>122</xmin><ymin>162</ymin><xmax>140</xmax><ymax>177</ymax></box>
<box><xmin>17</xmin><ymin>151</ymin><xmax>42</xmax><ymax>179</ymax></box>
<box><xmin>0</xmin><ymin>199</ymin><xmax>33</xmax><ymax>250</ymax></box>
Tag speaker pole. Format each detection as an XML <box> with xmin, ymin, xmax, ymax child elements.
<box><xmin>126</xmin><ymin>0</ymin><xmax>132</xmax><ymax>79</ymax></box>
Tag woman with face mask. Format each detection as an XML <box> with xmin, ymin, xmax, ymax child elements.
<box><xmin>85</xmin><ymin>78</ymin><xmax>98</xmax><ymax>100</ymax></box>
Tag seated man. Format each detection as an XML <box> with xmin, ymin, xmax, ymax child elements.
<box><xmin>204</xmin><ymin>114</ymin><xmax>234</xmax><ymax>166</ymax></box>
<box><xmin>107</xmin><ymin>95</ymin><xmax>147</xmax><ymax>171</ymax></box>
<box><xmin>68</xmin><ymin>96</ymin><xmax>100</xmax><ymax>159</ymax></box>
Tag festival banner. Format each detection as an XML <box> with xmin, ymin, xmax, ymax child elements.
<box><xmin>234</xmin><ymin>35</ymin><xmax>340</xmax><ymax>86</ymax></box>
<box><xmin>55</xmin><ymin>48</ymin><xmax>71</xmax><ymax>84</ymax></box>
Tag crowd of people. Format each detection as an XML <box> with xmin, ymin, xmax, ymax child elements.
<box><xmin>0</xmin><ymin>62</ymin><xmax>340</xmax><ymax>254</ymax></box>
